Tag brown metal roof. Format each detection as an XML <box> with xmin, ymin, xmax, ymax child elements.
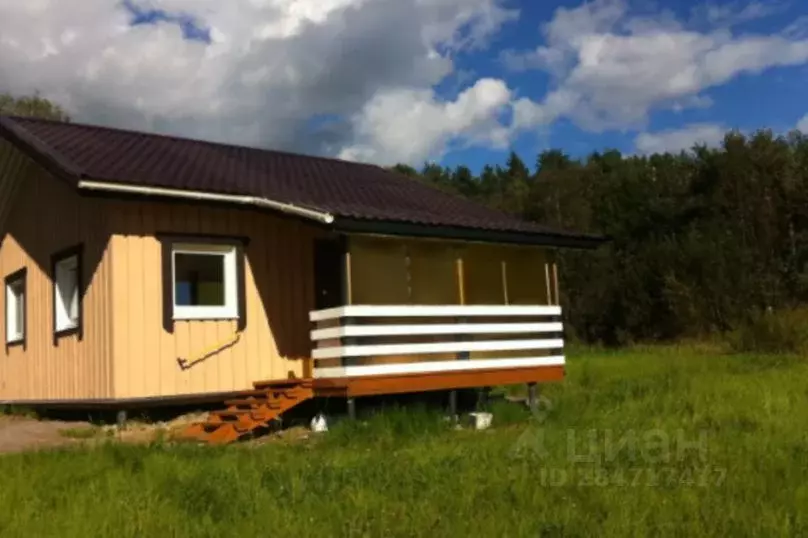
<box><xmin>0</xmin><ymin>115</ymin><xmax>603</xmax><ymax>247</ymax></box>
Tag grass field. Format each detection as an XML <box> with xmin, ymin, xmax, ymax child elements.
<box><xmin>1</xmin><ymin>345</ymin><xmax>807</xmax><ymax>537</ymax></box>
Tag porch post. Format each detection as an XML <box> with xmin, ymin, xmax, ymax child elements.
<box><xmin>552</xmin><ymin>260</ymin><xmax>560</xmax><ymax>306</ymax></box>
<box><xmin>476</xmin><ymin>386</ymin><xmax>490</xmax><ymax>411</ymax></box>
<box><xmin>501</xmin><ymin>260</ymin><xmax>509</xmax><ymax>305</ymax></box>
<box><xmin>527</xmin><ymin>382</ymin><xmax>538</xmax><ymax>413</ymax></box>
<box><xmin>448</xmin><ymin>389</ymin><xmax>458</xmax><ymax>421</ymax></box>
<box><xmin>455</xmin><ymin>255</ymin><xmax>470</xmax><ymax>361</ymax></box>
<box><xmin>344</xmin><ymin>239</ymin><xmax>353</xmax><ymax>305</ymax></box>
<box><xmin>116</xmin><ymin>409</ymin><xmax>128</xmax><ymax>429</ymax></box>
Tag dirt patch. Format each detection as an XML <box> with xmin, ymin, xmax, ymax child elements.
<box><xmin>0</xmin><ymin>416</ymin><xmax>92</xmax><ymax>454</ymax></box>
<box><xmin>108</xmin><ymin>412</ymin><xmax>209</xmax><ymax>444</ymax></box>
<box><xmin>0</xmin><ymin>412</ymin><xmax>318</xmax><ymax>453</ymax></box>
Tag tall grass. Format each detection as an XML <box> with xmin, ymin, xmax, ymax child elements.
<box><xmin>728</xmin><ymin>308</ymin><xmax>808</xmax><ymax>354</ymax></box>
<box><xmin>0</xmin><ymin>346</ymin><xmax>806</xmax><ymax>537</ymax></box>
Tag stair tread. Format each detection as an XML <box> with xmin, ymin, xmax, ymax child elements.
<box><xmin>181</xmin><ymin>380</ymin><xmax>314</xmax><ymax>444</ymax></box>
<box><xmin>210</xmin><ymin>409</ymin><xmax>253</xmax><ymax>418</ymax></box>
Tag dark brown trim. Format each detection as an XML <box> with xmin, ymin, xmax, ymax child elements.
<box><xmin>161</xmin><ymin>238</ymin><xmax>172</xmax><ymax>333</ymax></box>
<box><xmin>0</xmin><ymin>387</ymin><xmax>269</xmax><ymax>410</ymax></box>
<box><xmin>51</xmin><ymin>244</ymin><xmax>84</xmax><ymax>346</ymax></box>
<box><xmin>4</xmin><ymin>267</ymin><xmax>27</xmax><ymax>352</ymax></box>
<box><xmin>338</xmin><ymin>234</ymin><xmax>349</xmax><ymax>306</ymax></box>
<box><xmin>155</xmin><ymin>232</ymin><xmax>251</xmax><ymax>247</ymax></box>
<box><xmin>157</xmin><ymin>234</ymin><xmax>248</xmax><ymax>334</ymax></box>
<box><xmin>332</xmin><ymin>217</ymin><xmax>608</xmax><ymax>249</ymax></box>
<box><xmin>313</xmin><ymin>365</ymin><xmax>565</xmax><ymax>397</ymax></box>
<box><xmin>235</xmin><ymin>243</ymin><xmax>247</xmax><ymax>332</ymax></box>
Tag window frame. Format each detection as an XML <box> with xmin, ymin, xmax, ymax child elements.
<box><xmin>172</xmin><ymin>243</ymin><xmax>238</xmax><ymax>320</ymax></box>
<box><xmin>51</xmin><ymin>244</ymin><xmax>84</xmax><ymax>344</ymax></box>
<box><xmin>158</xmin><ymin>234</ymin><xmax>248</xmax><ymax>333</ymax></box>
<box><xmin>5</xmin><ymin>267</ymin><xmax>27</xmax><ymax>350</ymax></box>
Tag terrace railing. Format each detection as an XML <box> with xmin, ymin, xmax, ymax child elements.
<box><xmin>309</xmin><ymin>304</ymin><xmax>564</xmax><ymax>379</ymax></box>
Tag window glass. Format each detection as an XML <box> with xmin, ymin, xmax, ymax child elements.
<box><xmin>6</xmin><ymin>276</ymin><xmax>24</xmax><ymax>342</ymax></box>
<box><xmin>171</xmin><ymin>243</ymin><xmax>238</xmax><ymax>320</ymax></box>
<box><xmin>55</xmin><ymin>255</ymin><xmax>79</xmax><ymax>332</ymax></box>
<box><xmin>174</xmin><ymin>252</ymin><xmax>226</xmax><ymax>307</ymax></box>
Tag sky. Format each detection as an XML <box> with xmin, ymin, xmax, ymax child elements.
<box><xmin>1</xmin><ymin>0</ymin><xmax>808</xmax><ymax>173</ymax></box>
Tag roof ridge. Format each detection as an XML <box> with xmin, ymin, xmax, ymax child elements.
<box><xmin>1</xmin><ymin>114</ymin><xmax>383</xmax><ymax>171</ymax></box>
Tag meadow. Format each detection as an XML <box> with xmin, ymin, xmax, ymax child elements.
<box><xmin>0</xmin><ymin>345</ymin><xmax>806</xmax><ymax>537</ymax></box>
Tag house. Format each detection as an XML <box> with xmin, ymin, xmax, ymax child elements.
<box><xmin>0</xmin><ymin>115</ymin><xmax>603</xmax><ymax>442</ymax></box>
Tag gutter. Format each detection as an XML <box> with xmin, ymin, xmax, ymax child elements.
<box><xmin>77</xmin><ymin>179</ymin><xmax>335</xmax><ymax>224</ymax></box>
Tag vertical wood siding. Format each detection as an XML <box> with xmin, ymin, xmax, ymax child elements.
<box><xmin>349</xmin><ymin>236</ymin><xmax>551</xmax><ymax>307</ymax></box>
<box><xmin>347</xmin><ymin>235</ymin><xmax>554</xmax><ymax>364</ymax></box>
<box><xmin>107</xmin><ymin>200</ymin><xmax>321</xmax><ymax>398</ymax></box>
<box><xmin>0</xmin><ymin>141</ymin><xmax>113</xmax><ymax>400</ymax></box>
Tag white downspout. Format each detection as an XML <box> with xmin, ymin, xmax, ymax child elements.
<box><xmin>77</xmin><ymin>179</ymin><xmax>335</xmax><ymax>224</ymax></box>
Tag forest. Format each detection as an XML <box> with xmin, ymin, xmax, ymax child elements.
<box><xmin>392</xmin><ymin>132</ymin><xmax>808</xmax><ymax>347</ymax></box>
<box><xmin>4</xmin><ymin>92</ymin><xmax>808</xmax><ymax>347</ymax></box>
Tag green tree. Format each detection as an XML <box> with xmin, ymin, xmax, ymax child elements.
<box><xmin>0</xmin><ymin>92</ymin><xmax>70</xmax><ymax>121</ymax></box>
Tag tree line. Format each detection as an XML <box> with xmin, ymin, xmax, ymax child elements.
<box><xmin>4</xmin><ymin>92</ymin><xmax>807</xmax><ymax>345</ymax></box>
<box><xmin>393</xmin><ymin>132</ymin><xmax>808</xmax><ymax>345</ymax></box>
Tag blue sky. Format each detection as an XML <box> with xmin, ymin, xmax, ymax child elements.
<box><xmin>434</xmin><ymin>0</ymin><xmax>808</xmax><ymax>172</ymax></box>
<box><xmin>3</xmin><ymin>0</ymin><xmax>808</xmax><ymax>173</ymax></box>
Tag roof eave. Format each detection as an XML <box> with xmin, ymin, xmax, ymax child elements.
<box><xmin>331</xmin><ymin>217</ymin><xmax>607</xmax><ymax>249</ymax></box>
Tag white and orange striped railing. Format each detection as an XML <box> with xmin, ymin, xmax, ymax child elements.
<box><xmin>309</xmin><ymin>305</ymin><xmax>565</xmax><ymax>379</ymax></box>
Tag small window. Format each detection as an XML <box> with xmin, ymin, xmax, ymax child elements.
<box><xmin>53</xmin><ymin>246</ymin><xmax>82</xmax><ymax>338</ymax></box>
<box><xmin>172</xmin><ymin>243</ymin><xmax>238</xmax><ymax>320</ymax></box>
<box><xmin>5</xmin><ymin>269</ymin><xmax>26</xmax><ymax>346</ymax></box>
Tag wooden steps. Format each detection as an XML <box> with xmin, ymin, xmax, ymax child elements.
<box><xmin>181</xmin><ymin>379</ymin><xmax>313</xmax><ymax>444</ymax></box>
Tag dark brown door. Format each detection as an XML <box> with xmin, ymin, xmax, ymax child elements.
<box><xmin>313</xmin><ymin>237</ymin><xmax>346</xmax><ymax>310</ymax></box>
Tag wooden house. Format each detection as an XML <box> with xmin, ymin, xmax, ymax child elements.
<box><xmin>0</xmin><ymin>115</ymin><xmax>603</xmax><ymax>442</ymax></box>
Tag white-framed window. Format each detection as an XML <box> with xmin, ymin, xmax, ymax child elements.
<box><xmin>54</xmin><ymin>253</ymin><xmax>80</xmax><ymax>333</ymax></box>
<box><xmin>5</xmin><ymin>269</ymin><xmax>26</xmax><ymax>345</ymax></box>
<box><xmin>172</xmin><ymin>243</ymin><xmax>239</xmax><ymax>320</ymax></box>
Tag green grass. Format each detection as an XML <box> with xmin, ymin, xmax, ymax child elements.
<box><xmin>0</xmin><ymin>405</ymin><xmax>39</xmax><ymax>419</ymax></box>
<box><xmin>1</xmin><ymin>345</ymin><xmax>807</xmax><ymax>537</ymax></box>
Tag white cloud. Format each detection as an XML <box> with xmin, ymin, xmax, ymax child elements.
<box><xmin>1</xmin><ymin>0</ymin><xmax>806</xmax><ymax>166</ymax></box>
<box><xmin>797</xmin><ymin>114</ymin><xmax>808</xmax><ymax>133</ymax></box>
<box><xmin>339</xmin><ymin>78</ymin><xmax>512</xmax><ymax>164</ymax></box>
<box><xmin>0</xmin><ymin>0</ymin><xmax>517</xmax><ymax>164</ymax></box>
<box><xmin>634</xmin><ymin>123</ymin><xmax>726</xmax><ymax>154</ymax></box>
<box><xmin>691</xmin><ymin>1</ymin><xmax>786</xmax><ymax>28</ymax></box>
<box><xmin>506</xmin><ymin>0</ymin><xmax>808</xmax><ymax>133</ymax></box>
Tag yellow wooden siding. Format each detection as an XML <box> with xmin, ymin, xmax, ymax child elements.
<box><xmin>0</xmin><ymin>142</ymin><xmax>113</xmax><ymax>400</ymax></box>
<box><xmin>349</xmin><ymin>236</ymin><xmax>551</xmax><ymax>306</ymax></box>
<box><xmin>462</xmin><ymin>244</ymin><xmax>507</xmax><ymax>305</ymax></box>
<box><xmin>407</xmin><ymin>241</ymin><xmax>458</xmax><ymax>305</ymax></box>
<box><xmin>107</xmin><ymin>200</ymin><xmax>321</xmax><ymax>398</ymax></box>
<box><xmin>349</xmin><ymin>237</ymin><xmax>409</xmax><ymax>304</ymax></box>
<box><xmin>503</xmin><ymin>247</ymin><xmax>550</xmax><ymax>305</ymax></box>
